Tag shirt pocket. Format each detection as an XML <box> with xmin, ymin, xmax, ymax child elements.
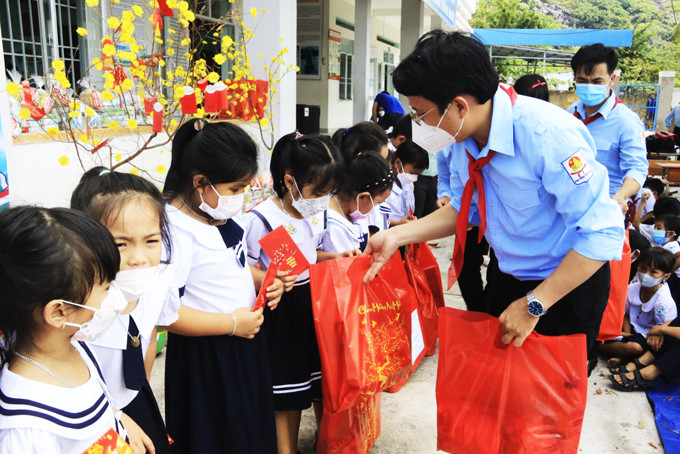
<box><xmin>496</xmin><ymin>187</ymin><xmax>543</xmax><ymax>233</ymax></box>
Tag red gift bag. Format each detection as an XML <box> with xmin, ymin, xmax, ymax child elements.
<box><xmin>598</xmin><ymin>230</ymin><xmax>631</xmax><ymax>341</ymax></box>
<box><xmin>404</xmin><ymin>253</ymin><xmax>438</xmax><ymax>357</ymax></box>
<box><xmin>411</xmin><ymin>242</ymin><xmax>445</xmax><ymax>309</ymax></box>
<box><xmin>310</xmin><ymin>254</ymin><xmax>412</xmax><ymax>413</ymax></box>
<box><xmin>437</xmin><ymin>308</ymin><xmax>588</xmax><ymax>454</ymax></box>
<box><xmin>316</xmin><ymin>392</ymin><xmax>380</xmax><ymax>454</ymax></box>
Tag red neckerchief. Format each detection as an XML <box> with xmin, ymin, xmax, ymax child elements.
<box><xmin>448</xmin><ymin>84</ymin><xmax>517</xmax><ymax>289</ymax></box>
<box><xmin>573</xmin><ymin>96</ymin><xmax>623</xmax><ymax>125</ymax></box>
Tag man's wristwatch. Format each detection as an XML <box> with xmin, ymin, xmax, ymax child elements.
<box><xmin>526</xmin><ymin>290</ymin><xmax>547</xmax><ymax>317</ymax></box>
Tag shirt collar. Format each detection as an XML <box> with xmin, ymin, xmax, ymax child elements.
<box><xmin>574</xmin><ymin>90</ymin><xmax>617</xmax><ymax>120</ymax></box>
<box><xmin>463</xmin><ymin>85</ymin><xmax>515</xmax><ymax>159</ymax></box>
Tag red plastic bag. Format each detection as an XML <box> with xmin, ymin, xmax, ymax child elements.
<box><xmin>598</xmin><ymin>230</ymin><xmax>631</xmax><ymax>341</ymax></box>
<box><xmin>310</xmin><ymin>254</ymin><xmax>412</xmax><ymax>413</ymax></box>
<box><xmin>411</xmin><ymin>242</ymin><xmax>445</xmax><ymax>309</ymax></box>
<box><xmin>437</xmin><ymin>308</ymin><xmax>588</xmax><ymax>454</ymax></box>
<box><xmin>404</xmin><ymin>252</ymin><xmax>438</xmax><ymax>357</ymax></box>
<box><xmin>316</xmin><ymin>392</ymin><xmax>380</xmax><ymax>454</ymax></box>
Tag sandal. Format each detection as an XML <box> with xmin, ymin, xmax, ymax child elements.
<box><xmin>609</xmin><ymin>368</ymin><xmax>654</xmax><ymax>392</ymax></box>
<box><xmin>608</xmin><ymin>358</ymin><xmax>645</xmax><ymax>374</ymax></box>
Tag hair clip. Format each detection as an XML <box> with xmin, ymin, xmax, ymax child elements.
<box><xmin>295</xmin><ymin>131</ymin><xmax>303</xmax><ymax>139</ymax></box>
<box><xmin>194</xmin><ymin>119</ymin><xmax>205</xmax><ymax>131</ymax></box>
<box><xmin>99</xmin><ymin>169</ymin><xmax>111</xmax><ymax>176</ymax></box>
<box><xmin>531</xmin><ymin>81</ymin><xmax>546</xmax><ymax>89</ymax></box>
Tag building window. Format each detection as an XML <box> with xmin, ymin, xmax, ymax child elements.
<box><xmin>1</xmin><ymin>0</ymin><xmax>81</xmax><ymax>88</ymax></box>
<box><xmin>339</xmin><ymin>52</ymin><xmax>352</xmax><ymax>100</ymax></box>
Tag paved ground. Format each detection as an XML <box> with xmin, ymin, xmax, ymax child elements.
<box><xmin>150</xmin><ymin>234</ymin><xmax>664</xmax><ymax>453</ymax></box>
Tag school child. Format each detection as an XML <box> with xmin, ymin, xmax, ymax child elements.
<box><xmin>385</xmin><ymin>141</ymin><xmax>429</xmax><ymax>226</ymax></box>
<box><xmin>601</xmin><ymin>247</ymin><xmax>677</xmax><ymax>364</ymax></box>
<box><xmin>632</xmin><ymin>196</ymin><xmax>680</xmax><ymax>243</ymax></box>
<box><xmin>161</xmin><ymin>118</ymin><xmax>285</xmax><ymax>453</ymax></box>
<box><xmin>651</xmin><ymin>214</ymin><xmax>680</xmax><ymax>304</ymax></box>
<box><xmin>245</xmin><ymin>132</ymin><xmax>353</xmax><ymax>454</ymax></box>
<box><xmin>0</xmin><ymin>206</ymin><xmax>152</xmax><ymax>453</ymax></box>
<box><xmin>71</xmin><ymin>166</ymin><xmax>180</xmax><ymax>453</ymax></box>
<box><xmin>322</xmin><ymin>150</ymin><xmax>393</xmax><ymax>252</ymax></box>
<box><xmin>333</xmin><ymin>122</ymin><xmax>392</xmax><ymax>235</ymax></box>
<box><xmin>629</xmin><ymin>177</ymin><xmax>664</xmax><ymax>230</ymax></box>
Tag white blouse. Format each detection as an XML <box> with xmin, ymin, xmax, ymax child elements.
<box><xmin>322</xmin><ymin>208</ymin><xmax>366</xmax><ymax>253</ymax></box>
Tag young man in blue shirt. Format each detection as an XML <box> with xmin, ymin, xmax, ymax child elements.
<box><xmin>363</xmin><ymin>31</ymin><xmax>624</xmax><ymax>366</ymax></box>
<box><xmin>567</xmin><ymin>44</ymin><xmax>648</xmax><ymax>214</ymax></box>
<box><xmin>665</xmin><ymin>102</ymin><xmax>680</xmax><ymax>146</ymax></box>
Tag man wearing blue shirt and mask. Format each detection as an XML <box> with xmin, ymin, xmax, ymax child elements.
<box><xmin>363</xmin><ymin>31</ymin><xmax>624</xmax><ymax>369</ymax></box>
<box><xmin>567</xmin><ymin>44</ymin><xmax>648</xmax><ymax>214</ymax></box>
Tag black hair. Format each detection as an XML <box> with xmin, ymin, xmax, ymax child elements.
<box><xmin>653</xmin><ymin>197</ymin><xmax>680</xmax><ymax>218</ymax></box>
<box><xmin>377</xmin><ymin>113</ymin><xmax>403</xmax><ymax>131</ymax></box>
<box><xmin>0</xmin><ymin>206</ymin><xmax>119</xmax><ymax>365</ymax></box>
<box><xmin>637</xmin><ymin>246</ymin><xmax>675</xmax><ymax>275</ymax></box>
<box><xmin>71</xmin><ymin>166</ymin><xmax>172</xmax><ymax>261</ymax></box>
<box><xmin>395</xmin><ymin>141</ymin><xmax>428</xmax><ymax>171</ymax></box>
<box><xmin>270</xmin><ymin>132</ymin><xmax>343</xmax><ymax>198</ymax></box>
<box><xmin>644</xmin><ymin>177</ymin><xmax>665</xmax><ymax>198</ymax></box>
<box><xmin>332</xmin><ymin>122</ymin><xmax>388</xmax><ymax>160</ymax></box>
<box><xmin>393</xmin><ymin>30</ymin><xmax>499</xmax><ymax>112</ymax></box>
<box><xmin>513</xmin><ymin>74</ymin><xmax>549</xmax><ymax>102</ymax></box>
<box><xmin>163</xmin><ymin>118</ymin><xmax>258</xmax><ymax>199</ymax></box>
<box><xmin>658</xmin><ymin>214</ymin><xmax>680</xmax><ymax>239</ymax></box>
<box><xmin>338</xmin><ymin>150</ymin><xmax>393</xmax><ymax>198</ymax></box>
<box><xmin>571</xmin><ymin>43</ymin><xmax>618</xmax><ymax>76</ymax></box>
<box><xmin>390</xmin><ymin>114</ymin><xmax>412</xmax><ymax>140</ymax></box>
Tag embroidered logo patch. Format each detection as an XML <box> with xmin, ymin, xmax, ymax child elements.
<box><xmin>655</xmin><ymin>305</ymin><xmax>666</xmax><ymax>316</ymax></box>
<box><xmin>561</xmin><ymin>150</ymin><xmax>593</xmax><ymax>185</ymax></box>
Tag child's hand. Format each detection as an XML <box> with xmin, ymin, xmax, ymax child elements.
<box><xmin>641</xmin><ymin>192</ymin><xmax>651</xmax><ymax>202</ymax></box>
<box><xmin>277</xmin><ymin>270</ymin><xmax>298</xmax><ymax>292</ymax></box>
<box><xmin>341</xmin><ymin>249</ymin><xmax>362</xmax><ymax>257</ymax></box>
<box><xmin>436</xmin><ymin>196</ymin><xmax>451</xmax><ymax>208</ymax></box>
<box><xmin>120</xmin><ymin>412</ymin><xmax>155</xmax><ymax>454</ymax></box>
<box><xmin>266</xmin><ymin>278</ymin><xmax>284</xmax><ymax>310</ymax></box>
<box><xmin>233</xmin><ymin>307</ymin><xmax>264</xmax><ymax>339</ymax></box>
<box><xmin>648</xmin><ymin>332</ymin><xmax>664</xmax><ymax>351</ymax></box>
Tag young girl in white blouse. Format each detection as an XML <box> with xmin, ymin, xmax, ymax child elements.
<box><xmin>71</xmin><ymin>166</ymin><xmax>180</xmax><ymax>453</ymax></box>
<box><xmin>322</xmin><ymin>150</ymin><xmax>393</xmax><ymax>253</ymax></box>
<box><xmin>0</xmin><ymin>206</ymin><xmax>151</xmax><ymax>453</ymax></box>
<box><xmin>384</xmin><ymin>141</ymin><xmax>429</xmax><ymax>227</ymax></box>
<box><xmin>162</xmin><ymin>119</ymin><xmax>284</xmax><ymax>453</ymax></box>
<box><xmin>245</xmin><ymin>132</ymin><xmax>356</xmax><ymax>454</ymax></box>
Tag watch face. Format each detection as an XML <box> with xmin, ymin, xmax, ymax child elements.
<box><xmin>528</xmin><ymin>300</ymin><xmax>544</xmax><ymax>316</ymax></box>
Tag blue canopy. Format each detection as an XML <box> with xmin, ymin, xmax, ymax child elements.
<box><xmin>474</xmin><ymin>29</ymin><xmax>634</xmax><ymax>47</ymax></box>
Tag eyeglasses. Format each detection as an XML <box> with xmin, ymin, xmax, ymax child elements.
<box><xmin>409</xmin><ymin>105</ymin><xmax>438</xmax><ymax>125</ymax></box>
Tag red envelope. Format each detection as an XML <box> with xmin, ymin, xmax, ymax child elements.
<box><xmin>83</xmin><ymin>428</ymin><xmax>133</xmax><ymax>454</ymax></box>
<box><xmin>258</xmin><ymin>225</ymin><xmax>309</xmax><ymax>276</ymax></box>
<box><xmin>253</xmin><ymin>263</ymin><xmax>278</xmax><ymax>312</ymax></box>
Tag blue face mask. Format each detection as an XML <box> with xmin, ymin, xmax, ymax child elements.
<box><xmin>575</xmin><ymin>83</ymin><xmax>610</xmax><ymax>106</ymax></box>
<box><xmin>652</xmin><ymin>229</ymin><xmax>670</xmax><ymax>245</ymax></box>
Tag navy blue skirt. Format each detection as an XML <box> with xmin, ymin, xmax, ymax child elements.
<box><xmin>165</xmin><ymin>332</ymin><xmax>277</xmax><ymax>454</ymax></box>
<box><xmin>122</xmin><ymin>380</ymin><xmax>170</xmax><ymax>454</ymax></box>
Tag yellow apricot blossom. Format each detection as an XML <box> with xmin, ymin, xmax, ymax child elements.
<box><xmin>101</xmin><ymin>90</ymin><xmax>114</xmax><ymax>101</ymax></box>
<box><xmin>52</xmin><ymin>60</ymin><xmax>65</xmax><ymax>71</ymax></box>
<box><xmin>127</xmin><ymin>118</ymin><xmax>138</xmax><ymax>129</ymax></box>
<box><xmin>85</xmin><ymin>0</ymin><xmax>98</xmax><ymax>7</ymax></box>
<box><xmin>213</xmin><ymin>54</ymin><xmax>226</xmax><ymax>65</ymax></box>
<box><xmin>5</xmin><ymin>82</ymin><xmax>19</xmax><ymax>96</ymax></box>
<box><xmin>85</xmin><ymin>107</ymin><xmax>95</xmax><ymax>117</ymax></box>
<box><xmin>157</xmin><ymin>165</ymin><xmax>167</xmax><ymax>174</ymax></box>
<box><xmin>108</xmin><ymin>120</ymin><xmax>120</xmax><ymax>130</ymax></box>
<box><xmin>76</xmin><ymin>27</ymin><xmax>87</xmax><ymax>36</ymax></box>
<box><xmin>130</xmin><ymin>168</ymin><xmax>140</xmax><ymax>175</ymax></box>
<box><xmin>107</xmin><ymin>17</ymin><xmax>121</xmax><ymax>29</ymax></box>
<box><xmin>207</xmin><ymin>72</ymin><xmax>220</xmax><ymax>83</ymax></box>
<box><xmin>58</xmin><ymin>156</ymin><xmax>69</xmax><ymax>166</ymax></box>
<box><xmin>133</xmin><ymin>5</ymin><xmax>143</xmax><ymax>16</ymax></box>
<box><xmin>47</xmin><ymin>127</ymin><xmax>59</xmax><ymax>136</ymax></box>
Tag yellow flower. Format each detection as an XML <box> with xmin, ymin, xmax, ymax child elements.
<box><xmin>85</xmin><ymin>107</ymin><xmax>95</xmax><ymax>117</ymax></box>
<box><xmin>262</xmin><ymin>8</ymin><xmax>268</xmax><ymax>13</ymax></box>
<box><xmin>85</xmin><ymin>0</ymin><xmax>98</xmax><ymax>7</ymax></box>
<box><xmin>47</xmin><ymin>127</ymin><xmax>59</xmax><ymax>136</ymax></box>
<box><xmin>133</xmin><ymin>5</ymin><xmax>143</xmax><ymax>16</ymax></box>
<box><xmin>52</xmin><ymin>59</ymin><xmax>65</xmax><ymax>71</ymax></box>
<box><xmin>58</xmin><ymin>156</ymin><xmax>69</xmax><ymax>166</ymax></box>
<box><xmin>130</xmin><ymin>168</ymin><xmax>140</xmax><ymax>175</ymax></box>
<box><xmin>92</xmin><ymin>58</ymin><xmax>103</xmax><ymax>71</ymax></box>
<box><xmin>101</xmin><ymin>90</ymin><xmax>113</xmax><ymax>101</ymax></box>
<box><xmin>103</xmin><ymin>44</ymin><xmax>116</xmax><ymax>57</ymax></box>
<box><xmin>207</xmin><ymin>72</ymin><xmax>220</xmax><ymax>83</ymax></box>
<box><xmin>107</xmin><ymin>17</ymin><xmax>121</xmax><ymax>29</ymax></box>
<box><xmin>120</xmin><ymin>79</ymin><xmax>133</xmax><ymax>91</ymax></box>
<box><xmin>80</xmin><ymin>134</ymin><xmax>88</xmax><ymax>142</ymax></box>
<box><xmin>259</xmin><ymin>117</ymin><xmax>270</xmax><ymax>128</ymax></box>
<box><xmin>180</xmin><ymin>38</ymin><xmax>190</xmax><ymax>47</ymax></box>
<box><xmin>76</xmin><ymin>27</ymin><xmax>87</xmax><ymax>36</ymax></box>
<box><xmin>213</xmin><ymin>54</ymin><xmax>226</xmax><ymax>65</ymax></box>
<box><xmin>68</xmin><ymin>111</ymin><xmax>80</xmax><ymax>118</ymax></box>
<box><xmin>69</xmin><ymin>100</ymin><xmax>80</xmax><ymax>111</ymax></box>
<box><xmin>250</xmin><ymin>7</ymin><xmax>257</xmax><ymax>17</ymax></box>
<box><xmin>127</xmin><ymin>118</ymin><xmax>138</xmax><ymax>129</ymax></box>
<box><xmin>157</xmin><ymin>165</ymin><xmax>167</xmax><ymax>174</ymax></box>
<box><xmin>122</xmin><ymin>10</ymin><xmax>134</xmax><ymax>22</ymax></box>
<box><xmin>108</xmin><ymin>120</ymin><xmax>120</xmax><ymax>130</ymax></box>
<box><xmin>115</xmin><ymin>153</ymin><xmax>122</xmax><ymax>162</ymax></box>
<box><xmin>170</xmin><ymin>119</ymin><xmax>178</xmax><ymax>128</ymax></box>
<box><xmin>167</xmin><ymin>48</ymin><xmax>175</xmax><ymax>56</ymax></box>
<box><xmin>19</xmin><ymin>108</ymin><xmax>30</xmax><ymax>120</ymax></box>
<box><xmin>6</xmin><ymin>82</ymin><xmax>19</xmax><ymax>96</ymax></box>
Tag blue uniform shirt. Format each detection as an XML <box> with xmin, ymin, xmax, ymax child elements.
<box><xmin>448</xmin><ymin>87</ymin><xmax>624</xmax><ymax>281</ymax></box>
<box><xmin>665</xmin><ymin>104</ymin><xmax>680</xmax><ymax>128</ymax></box>
<box><xmin>436</xmin><ymin>146</ymin><xmax>453</xmax><ymax>199</ymax></box>
<box><xmin>568</xmin><ymin>94</ymin><xmax>648</xmax><ymax>196</ymax></box>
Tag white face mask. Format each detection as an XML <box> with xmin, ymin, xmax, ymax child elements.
<box><xmin>290</xmin><ymin>177</ymin><xmax>330</xmax><ymax>218</ymax></box>
<box><xmin>62</xmin><ymin>284</ymin><xmax>128</xmax><ymax>342</ymax></box>
<box><xmin>199</xmin><ymin>185</ymin><xmax>244</xmax><ymax>220</ymax></box>
<box><xmin>397</xmin><ymin>162</ymin><xmax>419</xmax><ymax>187</ymax></box>
<box><xmin>412</xmin><ymin>103</ymin><xmax>464</xmax><ymax>154</ymax></box>
<box><xmin>350</xmin><ymin>193</ymin><xmax>375</xmax><ymax>221</ymax></box>
<box><xmin>115</xmin><ymin>265</ymin><xmax>161</xmax><ymax>302</ymax></box>
<box><xmin>637</xmin><ymin>271</ymin><xmax>665</xmax><ymax>288</ymax></box>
